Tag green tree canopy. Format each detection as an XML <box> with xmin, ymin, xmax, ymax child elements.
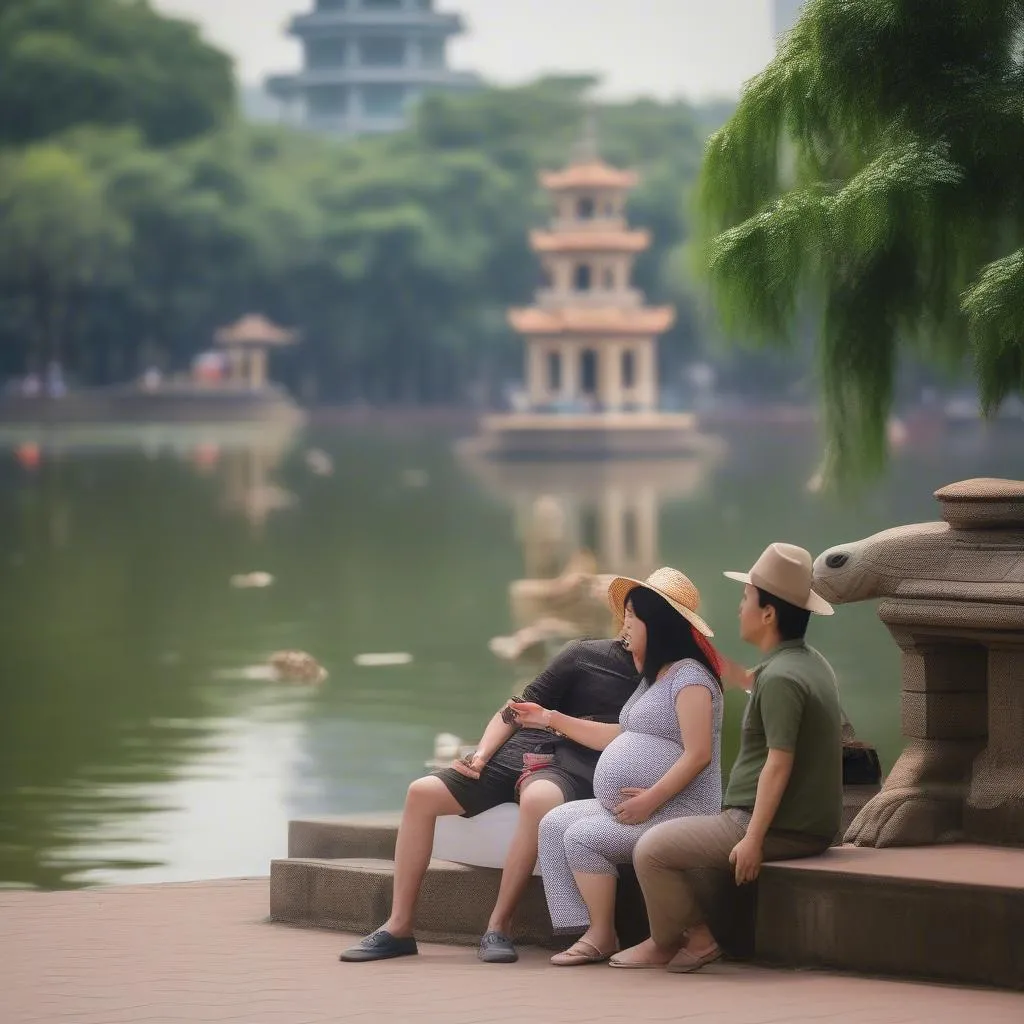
<box><xmin>0</xmin><ymin>0</ymin><xmax>235</xmax><ymax>147</ymax></box>
<box><xmin>696</xmin><ymin>0</ymin><xmax>1024</xmax><ymax>479</ymax></box>
<box><xmin>0</xmin><ymin>143</ymin><xmax>129</xmax><ymax>371</ymax></box>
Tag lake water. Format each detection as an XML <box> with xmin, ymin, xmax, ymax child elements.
<box><xmin>0</xmin><ymin>416</ymin><xmax>1019</xmax><ymax>889</ymax></box>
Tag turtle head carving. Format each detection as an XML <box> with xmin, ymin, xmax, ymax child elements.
<box><xmin>813</xmin><ymin>522</ymin><xmax>949</xmax><ymax>605</ymax></box>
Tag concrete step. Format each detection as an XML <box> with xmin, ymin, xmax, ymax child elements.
<box><xmin>269</xmin><ymin>853</ymin><xmax>750</xmax><ymax>955</ymax></box>
<box><xmin>270</xmin><ymin>856</ymin><xmax>559</xmax><ymax>948</ymax></box>
<box><xmin>757</xmin><ymin>844</ymin><xmax>1024</xmax><ymax>991</ymax></box>
<box><xmin>271</xmin><ymin>845</ymin><xmax>1024</xmax><ymax>989</ymax></box>
<box><xmin>288</xmin><ymin>814</ymin><xmax>400</xmax><ymax>860</ymax></box>
<box><xmin>285</xmin><ymin>786</ymin><xmax>880</xmax><ymax>865</ymax></box>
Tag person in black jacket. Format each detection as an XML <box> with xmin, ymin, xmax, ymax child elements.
<box><xmin>340</xmin><ymin>632</ymin><xmax>639</xmax><ymax>965</ymax></box>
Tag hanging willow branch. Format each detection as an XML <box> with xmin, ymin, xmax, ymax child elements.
<box><xmin>695</xmin><ymin>0</ymin><xmax>1024</xmax><ymax>482</ymax></box>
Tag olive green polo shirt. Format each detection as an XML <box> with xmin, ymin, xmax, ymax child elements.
<box><xmin>723</xmin><ymin>639</ymin><xmax>843</xmax><ymax>840</ymax></box>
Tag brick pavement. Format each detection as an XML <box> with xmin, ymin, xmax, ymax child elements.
<box><xmin>1</xmin><ymin>878</ymin><xmax>1021</xmax><ymax>1024</ymax></box>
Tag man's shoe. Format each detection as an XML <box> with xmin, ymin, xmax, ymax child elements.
<box><xmin>478</xmin><ymin>931</ymin><xmax>518</xmax><ymax>963</ymax></box>
<box><xmin>339</xmin><ymin>929</ymin><xmax>418</xmax><ymax>962</ymax></box>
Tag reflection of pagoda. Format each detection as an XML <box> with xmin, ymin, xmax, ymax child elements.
<box><xmin>465</xmin><ymin>456</ymin><xmax>717</xmax><ymax>584</ymax></box>
<box><xmin>468</xmin><ymin>120</ymin><xmax>716</xmax><ymax>459</ymax></box>
<box><xmin>461</xmin><ymin>451</ymin><xmax>723</xmax><ymax>668</ymax></box>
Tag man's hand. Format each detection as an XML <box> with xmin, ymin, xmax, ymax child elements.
<box><xmin>728</xmin><ymin>834</ymin><xmax>764</xmax><ymax>885</ymax></box>
<box><xmin>451</xmin><ymin>751</ymin><xmax>487</xmax><ymax>779</ymax></box>
<box><xmin>613</xmin><ymin>787</ymin><xmax>660</xmax><ymax>825</ymax></box>
<box><xmin>506</xmin><ymin>701</ymin><xmax>549</xmax><ymax>729</ymax></box>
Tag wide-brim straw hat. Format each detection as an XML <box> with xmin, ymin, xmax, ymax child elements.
<box><xmin>724</xmin><ymin>542</ymin><xmax>833</xmax><ymax>615</ymax></box>
<box><xmin>607</xmin><ymin>567</ymin><xmax>714</xmax><ymax>638</ymax></box>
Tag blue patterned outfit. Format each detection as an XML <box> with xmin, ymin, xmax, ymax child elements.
<box><xmin>538</xmin><ymin>658</ymin><xmax>723</xmax><ymax>932</ymax></box>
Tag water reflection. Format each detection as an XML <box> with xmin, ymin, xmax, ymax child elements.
<box><xmin>0</xmin><ymin>419</ymin><xmax>1020</xmax><ymax>889</ymax></box>
<box><xmin>0</xmin><ymin>422</ymin><xmax>307</xmax><ymax>888</ymax></box>
<box><xmin>461</xmin><ymin>452</ymin><xmax>720</xmax><ymax>677</ymax></box>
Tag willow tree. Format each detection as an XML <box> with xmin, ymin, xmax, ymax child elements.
<box><xmin>697</xmin><ymin>0</ymin><xmax>1024</xmax><ymax>479</ymax></box>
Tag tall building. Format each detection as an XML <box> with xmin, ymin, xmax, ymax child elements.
<box><xmin>772</xmin><ymin>0</ymin><xmax>805</xmax><ymax>41</ymax></box>
<box><xmin>266</xmin><ymin>0</ymin><xmax>479</xmax><ymax>137</ymax></box>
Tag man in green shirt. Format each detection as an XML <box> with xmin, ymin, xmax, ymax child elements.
<box><xmin>610</xmin><ymin>542</ymin><xmax>842</xmax><ymax>973</ymax></box>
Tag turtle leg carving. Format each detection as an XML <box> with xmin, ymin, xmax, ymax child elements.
<box><xmin>844</xmin><ymin>739</ymin><xmax>980</xmax><ymax>847</ymax></box>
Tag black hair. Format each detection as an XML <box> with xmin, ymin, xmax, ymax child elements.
<box><xmin>628</xmin><ymin>586</ymin><xmax>721</xmax><ymax>689</ymax></box>
<box><xmin>755</xmin><ymin>587</ymin><xmax>811</xmax><ymax>641</ymax></box>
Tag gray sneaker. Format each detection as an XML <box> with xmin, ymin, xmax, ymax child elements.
<box><xmin>340</xmin><ymin>929</ymin><xmax>418</xmax><ymax>962</ymax></box>
<box><xmin>478</xmin><ymin>930</ymin><xmax>518</xmax><ymax>963</ymax></box>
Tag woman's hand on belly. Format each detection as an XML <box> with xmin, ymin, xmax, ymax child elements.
<box><xmin>612</xmin><ymin>787</ymin><xmax>661</xmax><ymax>825</ymax></box>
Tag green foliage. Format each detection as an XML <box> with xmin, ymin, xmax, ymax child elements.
<box><xmin>0</xmin><ymin>42</ymin><xmax>727</xmax><ymax>402</ymax></box>
<box><xmin>696</xmin><ymin>0</ymin><xmax>1024</xmax><ymax>480</ymax></box>
<box><xmin>0</xmin><ymin>0</ymin><xmax>235</xmax><ymax>147</ymax></box>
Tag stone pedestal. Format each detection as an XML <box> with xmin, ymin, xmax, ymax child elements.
<box><xmin>814</xmin><ymin>478</ymin><xmax>1024</xmax><ymax>849</ymax></box>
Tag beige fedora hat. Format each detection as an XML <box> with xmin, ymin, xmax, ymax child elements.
<box><xmin>724</xmin><ymin>542</ymin><xmax>833</xmax><ymax>615</ymax></box>
<box><xmin>607</xmin><ymin>566</ymin><xmax>714</xmax><ymax>638</ymax></box>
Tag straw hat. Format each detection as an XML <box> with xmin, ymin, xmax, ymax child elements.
<box><xmin>724</xmin><ymin>542</ymin><xmax>833</xmax><ymax>615</ymax></box>
<box><xmin>606</xmin><ymin>567</ymin><xmax>714</xmax><ymax>638</ymax></box>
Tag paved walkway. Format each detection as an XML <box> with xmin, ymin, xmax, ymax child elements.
<box><xmin>2</xmin><ymin>878</ymin><xmax>1021</xmax><ymax>1024</ymax></box>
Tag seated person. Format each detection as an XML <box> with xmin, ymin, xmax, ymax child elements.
<box><xmin>515</xmin><ymin>568</ymin><xmax>723</xmax><ymax>966</ymax></box>
<box><xmin>339</xmin><ymin>625</ymin><xmax>639</xmax><ymax>964</ymax></box>
<box><xmin>612</xmin><ymin>542</ymin><xmax>843</xmax><ymax>973</ymax></box>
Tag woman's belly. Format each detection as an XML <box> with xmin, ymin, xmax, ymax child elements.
<box><xmin>592</xmin><ymin>732</ymin><xmax>683</xmax><ymax>811</ymax></box>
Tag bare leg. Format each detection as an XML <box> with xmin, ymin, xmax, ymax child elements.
<box><xmin>571</xmin><ymin>872</ymin><xmax>618</xmax><ymax>953</ymax></box>
<box><xmin>382</xmin><ymin>776</ymin><xmax>463</xmax><ymax>936</ymax></box>
<box><xmin>487</xmin><ymin>779</ymin><xmax>564</xmax><ymax>934</ymax></box>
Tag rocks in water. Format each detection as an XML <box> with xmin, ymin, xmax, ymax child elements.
<box><xmin>230</xmin><ymin>571</ymin><xmax>275</xmax><ymax>589</ymax></box>
<box><xmin>268</xmin><ymin>650</ymin><xmax>328</xmax><ymax>684</ymax></box>
<box><xmin>489</xmin><ymin>617</ymin><xmax>580</xmax><ymax>662</ymax></box>
<box><xmin>304</xmin><ymin>449</ymin><xmax>334</xmax><ymax>476</ymax></box>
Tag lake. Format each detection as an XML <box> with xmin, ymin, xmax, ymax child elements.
<box><xmin>0</xmin><ymin>415</ymin><xmax>1019</xmax><ymax>889</ymax></box>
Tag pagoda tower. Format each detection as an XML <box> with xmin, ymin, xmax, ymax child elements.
<box><xmin>507</xmin><ymin>132</ymin><xmax>675</xmax><ymax>416</ymax></box>
<box><xmin>266</xmin><ymin>0</ymin><xmax>479</xmax><ymax>138</ymax></box>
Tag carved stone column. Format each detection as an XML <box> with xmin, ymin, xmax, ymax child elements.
<box><xmin>966</xmin><ymin>642</ymin><xmax>1024</xmax><ymax>844</ymax></box>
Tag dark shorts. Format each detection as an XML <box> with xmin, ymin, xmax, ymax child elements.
<box><xmin>433</xmin><ymin>760</ymin><xmax>593</xmax><ymax>818</ymax></box>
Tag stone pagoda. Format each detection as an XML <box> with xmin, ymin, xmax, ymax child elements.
<box><xmin>471</xmin><ymin>125</ymin><xmax>713</xmax><ymax>458</ymax></box>
<box><xmin>266</xmin><ymin>0</ymin><xmax>479</xmax><ymax>138</ymax></box>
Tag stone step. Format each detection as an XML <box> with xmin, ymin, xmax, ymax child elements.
<box><xmin>270</xmin><ymin>853</ymin><xmax>749</xmax><ymax>955</ymax></box>
<box><xmin>756</xmin><ymin>844</ymin><xmax>1024</xmax><ymax>991</ymax></box>
<box><xmin>270</xmin><ymin>856</ymin><xmax>559</xmax><ymax>948</ymax></box>
<box><xmin>288</xmin><ymin>814</ymin><xmax>400</xmax><ymax>860</ymax></box>
<box><xmin>271</xmin><ymin>845</ymin><xmax>1024</xmax><ymax>989</ymax></box>
<box><xmin>286</xmin><ymin>785</ymin><xmax>879</xmax><ymax>866</ymax></box>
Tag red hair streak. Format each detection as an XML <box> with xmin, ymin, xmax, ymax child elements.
<box><xmin>691</xmin><ymin>626</ymin><xmax>723</xmax><ymax>680</ymax></box>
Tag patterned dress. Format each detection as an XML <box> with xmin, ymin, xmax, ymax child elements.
<box><xmin>537</xmin><ymin>658</ymin><xmax>723</xmax><ymax>933</ymax></box>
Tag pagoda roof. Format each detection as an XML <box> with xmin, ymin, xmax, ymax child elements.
<box><xmin>214</xmin><ymin>314</ymin><xmax>298</xmax><ymax>347</ymax></box>
<box><xmin>508</xmin><ymin>306</ymin><xmax>676</xmax><ymax>336</ymax></box>
<box><xmin>539</xmin><ymin>160</ymin><xmax>639</xmax><ymax>192</ymax></box>
<box><xmin>530</xmin><ymin>229</ymin><xmax>650</xmax><ymax>254</ymax></box>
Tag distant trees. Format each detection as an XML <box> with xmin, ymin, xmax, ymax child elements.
<box><xmin>0</xmin><ymin>0</ymin><xmax>235</xmax><ymax>146</ymax></box>
<box><xmin>0</xmin><ymin>12</ymin><xmax>728</xmax><ymax>403</ymax></box>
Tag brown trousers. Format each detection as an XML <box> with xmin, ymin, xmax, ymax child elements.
<box><xmin>633</xmin><ymin>809</ymin><xmax>831</xmax><ymax>948</ymax></box>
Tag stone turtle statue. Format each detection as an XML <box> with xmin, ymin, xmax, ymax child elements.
<box><xmin>812</xmin><ymin>478</ymin><xmax>1024</xmax><ymax>848</ymax></box>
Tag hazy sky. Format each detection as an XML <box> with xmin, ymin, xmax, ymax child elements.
<box><xmin>153</xmin><ymin>0</ymin><xmax>778</xmax><ymax>101</ymax></box>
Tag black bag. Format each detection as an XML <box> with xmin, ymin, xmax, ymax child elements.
<box><xmin>842</xmin><ymin>743</ymin><xmax>882</xmax><ymax>786</ymax></box>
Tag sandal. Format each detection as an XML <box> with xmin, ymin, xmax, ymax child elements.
<box><xmin>666</xmin><ymin>944</ymin><xmax>722</xmax><ymax>974</ymax></box>
<box><xmin>550</xmin><ymin>939</ymin><xmax>618</xmax><ymax>966</ymax></box>
<box><xmin>608</xmin><ymin>954</ymin><xmax>667</xmax><ymax>970</ymax></box>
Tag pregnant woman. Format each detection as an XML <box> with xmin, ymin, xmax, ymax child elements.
<box><xmin>509</xmin><ymin>567</ymin><xmax>723</xmax><ymax>966</ymax></box>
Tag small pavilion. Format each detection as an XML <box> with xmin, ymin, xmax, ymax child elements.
<box><xmin>213</xmin><ymin>314</ymin><xmax>298</xmax><ymax>390</ymax></box>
